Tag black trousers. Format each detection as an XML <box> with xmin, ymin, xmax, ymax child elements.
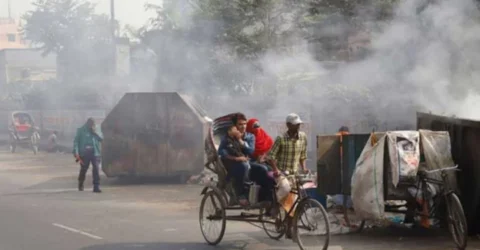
<box><xmin>78</xmin><ymin>150</ymin><xmax>100</xmax><ymax>187</ymax></box>
<box><xmin>249</xmin><ymin>162</ymin><xmax>275</xmax><ymax>202</ymax></box>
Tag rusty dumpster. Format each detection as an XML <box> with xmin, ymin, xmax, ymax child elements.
<box><xmin>100</xmin><ymin>92</ymin><xmax>210</xmax><ymax>181</ymax></box>
<box><xmin>417</xmin><ymin>111</ymin><xmax>480</xmax><ymax>235</ymax></box>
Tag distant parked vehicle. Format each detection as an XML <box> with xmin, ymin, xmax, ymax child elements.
<box><xmin>8</xmin><ymin>111</ymin><xmax>40</xmax><ymax>154</ymax></box>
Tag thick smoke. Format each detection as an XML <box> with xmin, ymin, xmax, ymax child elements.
<box><xmin>139</xmin><ymin>0</ymin><xmax>480</xmax><ymax>134</ymax></box>
<box><xmin>336</xmin><ymin>0</ymin><xmax>480</xmax><ymax>126</ymax></box>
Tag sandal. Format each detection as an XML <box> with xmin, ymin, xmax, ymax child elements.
<box><xmin>238</xmin><ymin>197</ymin><xmax>249</xmax><ymax>207</ymax></box>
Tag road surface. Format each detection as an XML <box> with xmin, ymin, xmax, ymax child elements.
<box><xmin>0</xmin><ymin>146</ymin><xmax>479</xmax><ymax>250</ymax></box>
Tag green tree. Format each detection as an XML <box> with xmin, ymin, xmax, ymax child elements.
<box><xmin>192</xmin><ymin>0</ymin><xmax>310</xmax><ymax>59</ymax></box>
<box><xmin>22</xmin><ymin>0</ymin><xmax>116</xmax><ymax>84</ymax></box>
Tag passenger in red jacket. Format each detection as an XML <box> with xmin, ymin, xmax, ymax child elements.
<box><xmin>246</xmin><ymin>118</ymin><xmax>275</xmax><ymax>207</ymax></box>
<box><xmin>246</xmin><ymin>118</ymin><xmax>273</xmax><ymax>163</ymax></box>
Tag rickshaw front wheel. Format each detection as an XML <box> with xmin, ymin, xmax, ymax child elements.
<box><xmin>199</xmin><ymin>189</ymin><xmax>226</xmax><ymax>245</ymax></box>
<box><xmin>293</xmin><ymin>198</ymin><xmax>330</xmax><ymax>250</ymax></box>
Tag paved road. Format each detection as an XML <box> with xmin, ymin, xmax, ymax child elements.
<box><xmin>0</xmin><ymin>148</ymin><xmax>479</xmax><ymax>250</ymax></box>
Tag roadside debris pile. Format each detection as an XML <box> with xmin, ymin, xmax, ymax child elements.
<box><xmin>187</xmin><ymin>169</ymin><xmax>217</xmax><ymax>185</ymax></box>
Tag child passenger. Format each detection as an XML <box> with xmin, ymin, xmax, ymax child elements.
<box><xmin>218</xmin><ymin>125</ymin><xmax>251</xmax><ymax>206</ymax></box>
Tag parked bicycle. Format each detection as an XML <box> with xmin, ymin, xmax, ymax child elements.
<box><xmin>413</xmin><ymin>165</ymin><xmax>468</xmax><ymax>250</ymax></box>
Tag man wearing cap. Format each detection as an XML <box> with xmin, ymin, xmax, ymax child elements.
<box><xmin>267</xmin><ymin>113</ymin><xmax>309</xmax><ymax>239</ymax></box>
<box><xmin>268</xmin><ymin>113</ymin><xmax>309</xmax><ymax>175</ymax></box>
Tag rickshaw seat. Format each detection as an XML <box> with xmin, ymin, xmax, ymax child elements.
<box><xmin>15</xmin><ymin>124</ymin><xmax>31</xmax><ymax>132</ymax></box>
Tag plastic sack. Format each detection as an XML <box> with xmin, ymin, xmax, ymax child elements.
<box><xmin>387</xmin><ymin>131</ymin><xmax>420</xmax><ymax>187</ymax></box>
<box><xmin>351</xmin><ymin>133</ymin><xmax>386</xmax><ymax>220</ymax></box>
<box><xmin>276</xmin><ymin>175</ymin><xmax>291</xmax><ymax>202</ymax></box>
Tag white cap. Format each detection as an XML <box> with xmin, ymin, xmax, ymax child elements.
<box><xmin>286</xmin><ymin>113</ymin><xmax>303</xmax><ymax>125</ymax></box>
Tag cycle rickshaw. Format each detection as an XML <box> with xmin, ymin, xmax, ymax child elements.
<box><xmin>8</xmin><ymin>111</ymin><xmax>40</xmax><ymax>154</ymax></box>
<box><xmin>199</xmin><ymin>113</ymin><xmax>331</xmax><ymax>250</ymax></box>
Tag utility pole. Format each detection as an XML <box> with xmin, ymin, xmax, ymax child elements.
<box><xmin>110</xmin><ymin>0</ymin><xmax>116</xmax><ymax>76</ymax></box>
<box><xmin>7</xmin><ymin>0</ymin><xmax>12</xmax><ymax>20</ymax></box>
<box><xmin>110</xmin><ymin>0</ymin><xmax>116</xmax><ymax>38</ymax></box>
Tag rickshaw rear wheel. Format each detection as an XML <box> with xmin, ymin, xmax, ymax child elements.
<box><xmin>327</xmin><ymin>200</ymin><xmax>366</xmax><ymax>233</ymax></box>
<box><xmin>260</xmin><ymin>205</ymin><xmax>286</xmax><ymax>240</ymax></box>
<box><xmin>341</xmin><ymin>207</ymin><xmax>366</xmax><ymax>233</ymax></box>
<box><xmin>199</xmin><ymin>189</ymin><xmax>226</xmax><ymax>245</ymax></box>
<box><xmin>352</xmin><ymin>219</ymin><xmax>366</xmax><ymax>233</ymax></box>
<box><xmin>446</xmin><ymin>193</ymin><xmax>468</xmax><ymax>250</ymax></box>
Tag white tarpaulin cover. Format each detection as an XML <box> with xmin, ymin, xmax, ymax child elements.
<box><xmin>387</xmin><ymin>131</ymin><xmax>420</xmax><ymax>187</ymax></box>
<box><xmin>351</xmin><ymin>132</ymin><xmax>386</xmax><ymax>220</ymax></box>
<box><xmin>419</xmin><ymin>129</ymin><xmax>457</xmax><ymax>192</ymax></box>
<box><xmin>352</xmin><ymin>130</ymin><xmax>456</xmax><ymax>220</ymax></box>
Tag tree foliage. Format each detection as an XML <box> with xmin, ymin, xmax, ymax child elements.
<box><xmin>22</xmin><ymin>0</ymin><xmax>116</xmax><ymax>83</ymax></box>
<box><xmin>128</xmin><ymin>0</ymin><xmax>402</xmax><ymax>112</ymax></box>
<box><xmin>192</xmin><ymin>0</ymin><xmax>310</xmax><ymax>59</ymax></box>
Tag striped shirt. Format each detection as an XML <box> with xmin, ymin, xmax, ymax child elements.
<box><xmin>268</xmin><ymin>131</ymin><xmax>307</xmax><ymax>173</ymax></box>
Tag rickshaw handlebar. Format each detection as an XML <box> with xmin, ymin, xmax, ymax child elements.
<box><xmin>421</xmin><ymin>165</ymin><xmax>459</xmax><ymax>174</ymax></box>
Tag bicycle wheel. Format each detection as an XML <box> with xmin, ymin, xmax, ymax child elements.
<box><xmin>31</xmin><ymin>134</ymin><xmax>38</xmax><ymax>154</ymax></box>
<box><xmin>446</xmin><ymin>193</ymin><xmax>468</xmax><ymax>250</ymax></box>
<box><xmin>199</xmin><ymin>190</ymin><xmax>226</xmax><ymax>245</ymax></box>
<box><xmin>293</xmin><ymin>198</ymin><xmax>330</xmax><ymax>250</ymax></box>
<box><xmin>9</xmin><ymin>142</ymin><xmax>16</xmax><ymax>153</ymax></box>
<box><xmin>260</xmin><ymin>205</ymin><xmax>286</xmax><ymax>240</ymax></box>
<box><xmin>9</xmin><ymin>135</ymin><xmax>16</xmax><ymax>153</ymax></box>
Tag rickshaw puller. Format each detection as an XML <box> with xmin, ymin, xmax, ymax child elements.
<box><xmin>268</xmin><ymin>113</ymin><xmax>310</xmax><ymax>239</ymax></box>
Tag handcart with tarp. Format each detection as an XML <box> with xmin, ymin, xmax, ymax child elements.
<box><xmin>317</xmin><ymin>129</ymin><xmax>468</xmax><ymax>249</ymax></box>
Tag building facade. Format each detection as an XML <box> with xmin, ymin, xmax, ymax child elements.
<box><xmin>0</xmin><ymin>49</ymin><xmax>57</xmax><ymax>87</ymax></box>
<box><xmin>0</xmin><ymin>18</ymin><xmax>27</xmax><ymax>50</ymax></box>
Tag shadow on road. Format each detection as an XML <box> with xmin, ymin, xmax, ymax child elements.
<box><xmin>22</xmin><ymin>176</ymin><xmax>77</xmax><ymax>190</ymax></box>
<box><xmin>80</xmin><ymin>227</ymin><xmax>480</xmax><ymax>250</ymax></box>
<box><xmin>20</xmin><ymin>174</ymin><xmax>190</xmax><ymax>191</ymax></box>
<box><xmin>107</xmin><ymin>176</ymin><xmax>186</xmax><ymax>186</ymax></box>
<box><xmin>80</xmin><ymin>242</ymin><xmax>254</xmax><ymax>250</ymax></box>
<box><xmin>327</xmin><ymin>226</ymin><xmax>480</xmax><ymax>250</ymax></box>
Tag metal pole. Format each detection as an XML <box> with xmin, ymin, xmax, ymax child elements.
<box><xmin>110</xmin><ymin>0</ymin><xmax>115</xmax><ymax>38</ymax></box>
<box><xmin>110</xmin><ymin>0</ymin><xmax>116</xmax><ymax>75</ymax></box>
<box><xmin>8</xmin><ymin>0</ymin><xmax>12</xmax><ymax>20</ymax></box>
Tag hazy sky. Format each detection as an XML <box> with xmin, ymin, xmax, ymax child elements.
<box><xmin>0</xmin><ymin>0</ymin><xmax>163</xmax><ymax>28</ymax></box>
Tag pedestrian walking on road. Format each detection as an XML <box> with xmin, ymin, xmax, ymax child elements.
<box><xmin>73</xmin><ymin>118</ymin><xmax>103</xmax><ymax>193</ymax></box>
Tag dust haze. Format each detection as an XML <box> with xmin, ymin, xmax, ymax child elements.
<box><xmin>128</xmin><ymin>0</ymin><xmax>480</xmax><ymax>134</ymax></box>
<box><xmin>16</xmin><ymin>0</ymin><xmax>480</xmax><ymax>134</ymax></box>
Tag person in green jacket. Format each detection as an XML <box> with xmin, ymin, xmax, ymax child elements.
<box><xmin>73</xmin><ymin>118</ymin><xmax>103</xmax><ymax>193</ymax></box>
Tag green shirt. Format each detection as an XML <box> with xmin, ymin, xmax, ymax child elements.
<box><xmin>73</xmin><ymin>125</ymin><xmax>103</xmax><ymax>157</ymax></box>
